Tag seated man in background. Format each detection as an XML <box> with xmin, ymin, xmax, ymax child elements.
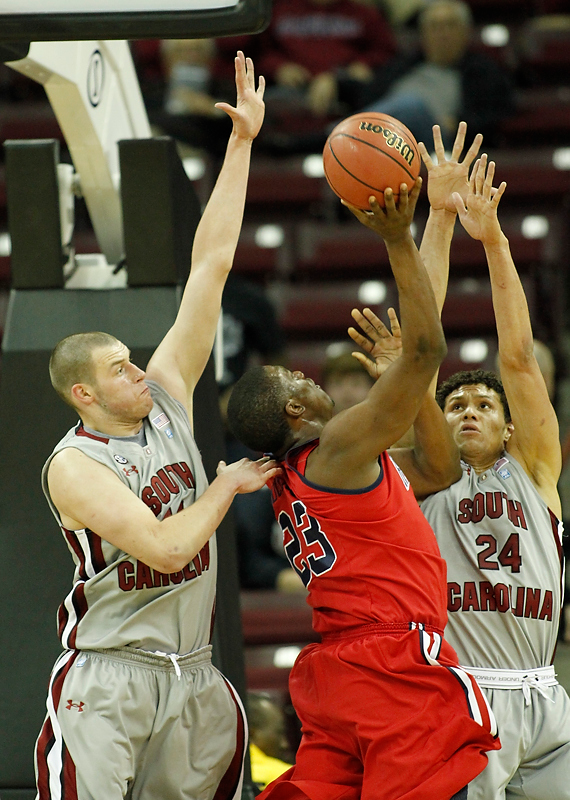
<box><xmin>359</xmin><ymin>0</ymin><xmax>515</xmax><ymax>148</ymax></box>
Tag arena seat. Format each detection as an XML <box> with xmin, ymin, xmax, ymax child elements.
<box><xmin>439</xmin><ymin>337</ymin><xmax>499</xmax><ymax>382</ymax></box>
<box><xmin>516</xmin><ymin>15</ymin><xmax>570</xmax><ymax>87</ymax></box>
<box><xmin>500</xmin><ymin>91</ymin><xmax>570</xmax><ymax>146</ymax></box>
<box><xmin>277</xmin><ymin>281</ymin><xmax>397</xmax><ymax>340</ymax></box>
<box><xmin>246</xmin><ymin>156</ymin><xmax>328</xmax><ymax>219</ymax></box>
<box><xmin>232</xmin><ymin>222</ymin><xmax>293</xmax><ymax>282</ymax></box>
<box><xmin>241</xmin><ymin>590</ymin><xmax>315</xmax><ymax>693</ymax></box>
<box><xmin>293</xmin><ymin>221</ymin><xmax>391</xmax><ymax>280</ymax></box>
<box><xmin>0</xmin><ymin>101</ymin><xmax>63</xmax><ymax>144</ymax></box>
<box><xmin>241</xmin><ymin>590</ymin><xmax>315</xmax><ymax>646</ymax></box>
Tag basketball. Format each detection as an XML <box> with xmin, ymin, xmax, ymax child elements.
<box><xmin>323</xmin><ymin>112</ymin><xmax>421</xmax><ymax>209</ymax></box>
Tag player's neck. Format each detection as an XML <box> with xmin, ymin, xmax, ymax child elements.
<box><xmin>462</xmin><ymin>451</ymin><xmax>503</xmax><ymax>474</ymax></box>
<box><xmin>80</xmin><ymin>410</ymin><xmax>144</xmax><ymax>438</ymax></box>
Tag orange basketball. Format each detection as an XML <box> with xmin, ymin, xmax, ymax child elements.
<box><xmin>323</xmin><ymin>112</ymin><xmax>421</xmax><ymax>209</ymax></box>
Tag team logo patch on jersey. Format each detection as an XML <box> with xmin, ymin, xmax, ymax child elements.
<box><xmin>494</xmin><ymin>457</ymin><xmax>511</xmax><ymax>480</ymax></box>
<box><xmin>165</xmin><ymin>428</ymin><xmax>174</xmax><ymax>439</ymax></box>
<box><xmin>152</xmin><ymin>412</ymin><xmax>170</xmax><ymax>429</ymax></box>
<box><xmin>114</xmin><ymin>454</ymin><xmax>129</xmax><ymax>464</ymax></box>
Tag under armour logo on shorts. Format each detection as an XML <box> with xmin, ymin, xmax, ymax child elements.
<box><xmin>66</xmin><ymin>699</ymin><xmax>85</xmax><ymax>712</ymax></box>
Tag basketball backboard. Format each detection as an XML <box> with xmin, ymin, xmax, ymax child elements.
<box><xmin>0</xmin><ymin>0</ymin><xmax>272</xmax><ymax>42</ymax></box>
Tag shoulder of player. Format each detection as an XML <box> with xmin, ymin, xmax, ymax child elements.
<box><xmin>48</xmin><ymin>446</ymin><xmax>120</xmax><ymax>488</ymax></box>
<box><xmin>506</xmin><ymin>444</ymin><xmax>562</xmax><ymax>516</ymax></box>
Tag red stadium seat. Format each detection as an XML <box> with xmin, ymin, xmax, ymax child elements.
<box><xmin>293</xmin><ymin>221</ymin><xmax>390</xmax><ymax>279</ymax></box>
<box><xmin>278</xmin><ymin>281</ymin><xmax>397</xmax><ymax>340</ymax></box>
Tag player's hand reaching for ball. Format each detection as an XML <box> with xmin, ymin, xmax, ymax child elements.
<box><xmin>215</xmin><ymin>50</ymin><xmax>265</xmax><ymax>142</ymax></box>
<box><xmin>418</xmin><ymin>121</ymin><xmax>482</xmax><ymax>214</ymax></box>
<box><xmin>343</xmin><ymin>177</ymin><xmax>422</xmax><ymax>244</ymax></box>
<box><xmin>216</xmin><ymin>456</ymin><xmax>281</xmax><ymax>495</ymax></box>
<box><xmin>453</xmin><ymin>155</ymin><xmax>506</xmax><ymax>247</ymax></box>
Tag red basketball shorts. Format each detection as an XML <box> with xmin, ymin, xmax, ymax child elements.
<box><xmin>259</xmin><ymin>623</ymin><xmax>500</xmax><ymax>800</ymax></box>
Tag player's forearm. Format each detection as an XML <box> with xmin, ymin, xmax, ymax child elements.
<box><xmin>386</xmin><ymin>234</ymin><xmax>447</xmax><ymax>364</ymax></box>
<box><xmin>146</xmin><ymin>473</ymin><xmax>242</xmax><ymax>573</ymax></box>
<box><xmin>412</xmin><ymin>394</ymin><xmax>461</xmax><ymax>487</ymax></box>
<box><xmin>419</xmin><ymin>208</ymin><xmax>456</xmax><ymax>315</ymax></box>
<box><xmin>484</xmin><ymin>232</ymin><xmax>535</xmax><ymax>363</ymax></box>
<box><xmin>190</xmin><ymin>132</ymin><xmax>254</xmax><ymax>273</ymax></box>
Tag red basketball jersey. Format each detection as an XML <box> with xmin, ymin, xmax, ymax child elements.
<box><xmin>270</xmin><ymin>442</ymin><xmax>448</xmax><ymax>634</ymax></box>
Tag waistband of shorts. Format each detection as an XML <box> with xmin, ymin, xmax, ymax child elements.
<box><xmin>463</xmin><ymin>664</ymin><xmax>558</xmax><ymax>689</ymax></box>
<box><xmin>321</xmin><ymin>621</ymin><xmax>445</xmax><ymax>643</ymax></box>
<box><xmin>80</xmin><ymin>644</ymin><xmax>213</xmax><ymax>671</ymax></box>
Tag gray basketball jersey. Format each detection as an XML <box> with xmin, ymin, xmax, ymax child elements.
<box><xmin>42</xmin><ymin>380</ymin><xmax>217</xmax><ymax>655</ymax></box>
<box><xmin>421</xmin><ymin>453</ymin><xmax>564</xmax><ymax>669</ymax></box>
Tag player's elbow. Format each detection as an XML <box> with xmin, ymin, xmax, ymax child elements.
<box><xmin>414</xmin><ymin>332</ymin><xmax>447</xmax><ymax>368</ymax></box>
<box><xmin>155</xmin><ymin>543</ymin><xmax>198</xmax><ymax>574</ymax></box>
<box><xmin>143</xmin><ymin>526</ymin><xmax>197</xmax><ymax>574</ymax></box>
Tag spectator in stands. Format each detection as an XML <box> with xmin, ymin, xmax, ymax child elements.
<box><xmin>263</xmin><ymin>0</ymin><xmax>514</xmax><ymax>154</ymax></box>
<box><xmin>252</xmin><ymin>0</ymin><xmax>397</xmax><ymax>118</ymax></box>
<box><xmin>153</xmin><ymin>38</ymin><xmax>232</xmax><ymax>156</ymax></box>
<box><xmin>248</xmin><ymin>692</ymin><xmax>293</xmax><ymax>791</ymax></box>
<box><xmin>321</xmin><ymin>348</ymin><xmax>375</xmax><ymax>414</ymax></box>
<box><xmin>358</xmin><ymin>0</ymin><xmax>515</xmax><ymax>148</ymax></box>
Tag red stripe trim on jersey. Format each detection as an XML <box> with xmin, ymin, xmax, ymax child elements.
<box><xmin>75</xmin><ymin>423</ymin><xmax>109</xmax><ymax>444</ymax></box>
<box><xmin>63</xmin><ymin>528</ymin><xmax>88</xmax><ymax>581</ymax></box>
<box><xmin>62</xmin><ymin>742</ymin><xmax>79</xmax><ymax>800</ymax></box>
<box><xmin>213</xmin><ymin>680</ymin><xmax>246</xmax><ymax>800</ymax></box>
<box><xmin>549</xmin><ymin>509</ymin><xmax>565</xmax><ymax>663</ymax></box>
<box><xmin>57</xmin><ymin>603</ymin><xmax>68</xmax><ymax>640</ymax></box>
<box><xmin>36</xmin><ymin>719</ymin><xmax>56</xmax><ymax>799</ymax></box>
<box><xmin>209</xmin><ymin>599</ymin><xmax>216</xmax><ymax>645</ymax></box>
<box><xmin>85</xmin><ymin>529</ymin><xmax>107</xmax><ymax>574</ymax></box>
<box><xmin>549</xmin><ymin>509</ymin><xmax>564</xmax><ymax>564</ymax></box>
<box><xmin>67</xmin><ymin>583</ymin><xmax>88</xmax><ymax>649</ymax></box>
<box><xmin>36</xmin><ymin>652</ymin><xmax>79</xmax><ymax>799</ymax></box>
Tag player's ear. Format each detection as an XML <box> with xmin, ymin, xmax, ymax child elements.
<box><xmin>71</xmin><ymin>382</ymin><xmax>95</xmax><ymax>407</ymax></box>
<box><xmin>504</xmin><ymin>421</ymin><xmax>514</xmax><ymax>443</ymax></box>
<box><xmin>285</xmin><ymin>398</ymin><xmax>305</xmax><ymax>419</ymax></box>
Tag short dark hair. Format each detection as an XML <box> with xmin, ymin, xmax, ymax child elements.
<box><xmin>436</xmin><ymin>369</ymin><xmax>511</xmax><ymax>422</ymax></box>
<box><xmin>227</xmin><ymin>366</ymin><xmax>292</xmax><ymax>455</ymax></box>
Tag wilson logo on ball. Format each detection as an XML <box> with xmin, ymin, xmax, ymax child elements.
<box><xmin>358</xmin><ymin>121</ymin><xmax>416</xmax><ymax>166</ymax></box>
<box><xmin>322</xmin><ymin>112</ymin><xmax>421</xmax><ymax>210</ymax></box>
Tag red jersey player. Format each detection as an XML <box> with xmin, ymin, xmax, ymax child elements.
<box><xmin>227</xmin><ymin>179</ymin><xmax>500</xmax><ymax>800</ymax></box>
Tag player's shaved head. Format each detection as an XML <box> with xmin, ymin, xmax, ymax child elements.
<box><xmin>50</xmin><ymin>331</ymin><xmax>120</xmax><ymax>407</ymax></box>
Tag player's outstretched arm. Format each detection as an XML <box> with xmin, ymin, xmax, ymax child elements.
<box><xmin>453</xmin><ymin>157</ymin><xmax>561</xmax><ymax>514</ymax></box>
<box><xmin>146</xmin><ymin>51</ymin><xmax>265</xmax><ymax>418</ymax></box>
<box><xmin>349</xmin><ymin>307</ymin><xmax>461</xmax><ymax>497</ymax></box>
<box><xmin>47</xmin><ymin>449</ymin><xmax>280</xmax><ymax>573</ymax></box>
<box><xmin>418</xmin><ymin>121</ymin><xmax>482</xmax><ymax>314</ymax></box>
<box><xmin>307</xmin><ymin>181</ymin><xmax>446</xmax><ymax>489</ymax></box>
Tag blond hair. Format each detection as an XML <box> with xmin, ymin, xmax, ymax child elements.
<box><xmin>49</xmin><ymin>331</ymin><xmax>119</xmax><ymax>407</ymax></box>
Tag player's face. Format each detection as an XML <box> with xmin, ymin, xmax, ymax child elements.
<box><xmin>270</xmin><ymin>366</ymin><xmax>334</xmax><ymax>421</ymax></box>
<box><xmin>89</xmin><ymin>342</ymin><xmax>153</xmax><ymax>422</ymax></box>
<box><xmin>443</xmin><ymin>384</ymin><xmax>512</xmax><ymax>463</ymax></box>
